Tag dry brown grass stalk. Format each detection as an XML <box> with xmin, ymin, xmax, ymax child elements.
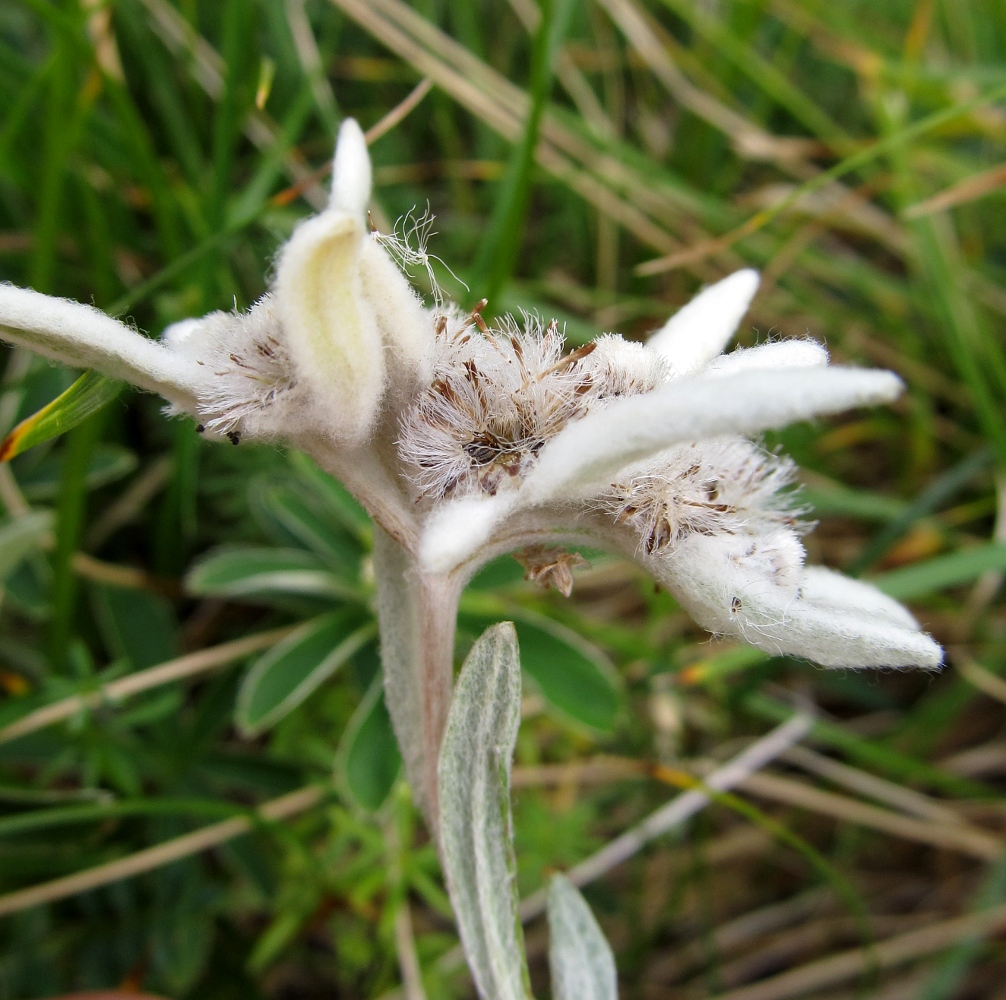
<box><xmin>0</xmin><ymin>627</ymin><xmax>295</xmax><ymax>745</ymax></box>
<box><xmin>0</xmin><ymin>786</ymin><xmax>323</xmax><ymax>917</ymax></box>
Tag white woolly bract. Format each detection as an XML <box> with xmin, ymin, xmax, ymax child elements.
<box><xmin>398</xmin><ymin>314</ymin><xmax>668</xmax><ymax>500</ymax></box>
<box><xmin>329</xmin><ymin>118</ymin><xmax>371</xmax><ymax>218</ymax></box>
<box><xmin>657</xmin><ymin>531</ymin><xmax>942</xmax><ymax>669</ymax></box>
<box><xmin>798</xmin><ymin>565</ymin><xmax>920</xmax><ymax>630</ymax></box>
<box><xmin>520</xmin><ymin>366</ymin><xmax>904</xmax><ymax>507</ymax></box>
<box><xmin>600</xmin><ymin>437</ymin><xmax>806</xmax><ymax>555</ymax></box>
<box><xmin>0</xmin><ymin>283</ymin><xmax>205</xmax><ymax>411</ymax></box>
<box><xmin>274</xmin><ymin>206</ymin><xmax>385</xmax><ymax>446</ymax></box>
<box><xmin>646</xmin><ymin>269</ymin><xmax>760</xmax><ymax>375</ymax></box>
<box><xmin>704</xmin><ymin>338</ymin><xmax>828</xmax><ymax>377</ymax></box>
<box><xmin>166</xmin><ymin>295</ymin><xmax>296</xmax><ymax>439</ymax></box>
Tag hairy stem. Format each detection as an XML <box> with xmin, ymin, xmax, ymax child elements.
<box><xmin>373</xmin><ymin>526</ymin><xmax>460</xmax><ymax>830</ymax></box>
<box><xmin>417</xmin><ymin>568</ymin><xmax>461</xmax><ymax>831</ymax></box>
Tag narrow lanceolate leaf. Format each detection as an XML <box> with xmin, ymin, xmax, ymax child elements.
<box><xmin>186</xmin><ymin>546</ymin><xmax>358</xmax><ymax>601</ymax></box>
<box><xmin>437</xmin><ymin>622</ymin><xmax>532</xmax><ymax>1000</ymax></box>
<box><xmin>0</xmin><ymin>371</ymin><xmax>122</xmax><ymax>462</ymax></box>
<box><xmin>460</xmin><ymin>608</ymin><xmax>620</xmax><ymax>731</ymax></box>
<box><xmin>547</xmin><ymin>875</ymin><xmax>618</xmax><ymax>1000</ymax></box>
<box><xmin>250</xmin><ymin>479</ymin><xmax>362</xmax><ymax>575</ymax></box>
<box><xmin>340</xmin><ymin>675</ymin><xmax>402</xmax><ymax>810</ymax></box>
<box><xmin>236</xmin><ymin>613</ymin><xmax>375</xmax><ymax>735</ymax></box>
<box><xmin>0</xmin><ymin>511</ymin><xmax>53</xmax><ymax>580</ymax></box>
<box><xmin>873</xmin><ymin>543</ymin><xmax>1006</xmax><ymax>601</ymax></box>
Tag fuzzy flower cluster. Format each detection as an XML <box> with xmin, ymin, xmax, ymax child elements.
<box><xmin>400</xmin><ymin>308</ymin><xmax>805</xmax><ymax>577</ymax></box>
<box><xmin>399</xmin><ymin>313</ymin><xmax>665</xmax><ymax>499</ymax></box>
<box><xmin>0</xmin><ymin>118</ymin><xmax>943</xmax><ymax>707</ymax></box>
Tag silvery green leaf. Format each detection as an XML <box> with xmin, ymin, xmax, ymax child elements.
<box><xmin>437</xmin><ymin>622</ymin><xmax>532</xmax><ymax>1000</ymax></box>
<box><xmin>460</xmin><ymin>609</ymin><xmax>620</xmax><ymax>731</ymax></box>
<box><xmin>547</xmin><ymin>874</ymin><xmax>618</xmax><ymax>1000</ymax></box>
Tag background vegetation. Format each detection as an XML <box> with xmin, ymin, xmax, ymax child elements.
<box><xmin>1</xmin><ymin>0</ymin><xmax>1006</xmax><ymax>997</ymax></box>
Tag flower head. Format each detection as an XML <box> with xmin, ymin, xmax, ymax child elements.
<box><xmin>0</xmin><ymin>118</ymin><xmax>941</xmax><ymax>813</ymax></box>
<box><xmin>404</xmin><ymin>283</ymin><xmax>938</xmax><ymax>671</ymax></box>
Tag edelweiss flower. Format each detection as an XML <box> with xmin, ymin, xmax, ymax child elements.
<box><xmin>0</xmin><ymin>120</ymin><xmax>941</xmax><ymax>821</ymax></box>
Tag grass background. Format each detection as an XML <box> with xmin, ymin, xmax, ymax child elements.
<box><xmin>2</xmin><ymin>0</ymin><xmax>1006</xmax><ymax>997</ymax></box>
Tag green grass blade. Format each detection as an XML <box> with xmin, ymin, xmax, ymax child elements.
<box><xmin>0</xmin><ymin>372</ymin><xmax>122</xmax><ymax>462</ymax></box>
<box><xmin>745</xmin><ymin>693</ymin><xmax>991</xmax><ymax>798</ymax></box>
<box><xmin>470</xmin><ymin>0</ymin><xmax>575</xmax><ymax>305</ymax></box>
<box><xmin>873</xmin><ymin>543</ymin><xmax>1006</xmax><ymax>601</ymax></box>
<box><xmin>849</xmin><ymin>447</ymin><xmax>992</xmax><ymax>575</ymax></box>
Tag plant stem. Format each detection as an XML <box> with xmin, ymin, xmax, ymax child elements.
<box><xmin>373</xmin><ymin>528</ymin><xmax>461</xmax><ymax>832</ymax></box>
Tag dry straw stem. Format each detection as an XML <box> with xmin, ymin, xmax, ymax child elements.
<box><xmin>366</xmin><ymin>77</ymin><xmax>435</xmax><ymax>145</ymax></box>
<box><xmin>503</xmin><ymin>0</ymin><xmax>619</xmax><ymax>138</ymax></box>
<box><xmin>0</xmin><ymin>475</ymin><xmax>175</xmax><ymax>596</ymax></box>
<box><xmin>329</xmin><ymin>0</ymin><xmax>687</xmax><ymax>256</ymax></box>
<box><xmin>84</xmin><ymin>455</ymin><xmax>173</xmax><ymax>550</ymax></box>
<box><xmin>0</xmin><ymin>785</ymin><xmax>323</xmax><ymax>918</ymax></box>
<box><xmin>0</xmin><ymin>478</ymin><xmax>178</xmax><ymax>595</ymax></box>
<box><xmin>0</xmin><ymin>627</ymin><xmax>294</xmax><ymax>746</ymax></box>
<box><xmin>713</xmin><ymin>900</ymin><xmax>1006</xmax><ymax>1000</ymax></box>
<box><xmin>649</xmin><ymin>888</ymin><xmax>834</xmax><ymax>985</ymax></box>
<box><xmin>393</xmin><ymin>900</ymin><xmax>428</xmax><ymax>1000</ymax></box>
<box><xmin>361</xmin><ymin>0</ymin><xmax>745</xmax><ymax>246</ymax></box>
<box><xmin>903</xmin><ymin>161</ymin><xmax>1006</xmax><ymax>219</ymax></box>
<box><xmin>270</xmin><ymin>76</ymin><xmax>435</xmax><ymax>206</ymax></box>
<box><xmin>386</xmin><ymin>812</ymin><xmax>428</xmax><ymax>1000</ymax></box>
<box><xmin>953</xmin><ymin>650</ymin><xmax>1006</xmax><ymax>706</ymax></box>
<box><xmin>594</xmin><ymin>0</ymin><xmax>909</xmax><ymax>271</ymax></box>
<box><xmin>332</xmin><ymin>0</ymin><xmax>1006</xmax><ymax>318</ymax></box>
<box><xmin>736</xmin><ymin>771</ymin><xmax>1002</xmax><ymax>861</ymax></box>
<box><xmin>509</xmin><ymin>746</ymin><xmax>975</xmax><ymax>847</ymax></box>
<box><xmin>511</xmin><ymin>756</ymin><xmax>645</xmax><ymax>788</ymax></box>
<box><xmin>593</xmin><ymin>0</ymin><xmax>820</xmax><ymax>168</ymax></box>
<box><xmin>70</xmin><ymin>552</ymin><xmax>169</xmax><ymax>593</ymax></box>
<box><xmin>518</xmin><ymin>712</ymin><xmax>814</xmax><ymax>922</ymax></box>
<box><xmin>285</xmin><ymin>0</ymin><xmax>339</xmax><ymax>124</ymax></box>
<box><xmin>780</xmin><ymin>744</ymin><xmax>965</xmax><ymax>826</ymax></box>
<box><xmin>594</xmin><ymin>0</ymin><xmax>1006</xmax><ymax>307</ymax></box>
